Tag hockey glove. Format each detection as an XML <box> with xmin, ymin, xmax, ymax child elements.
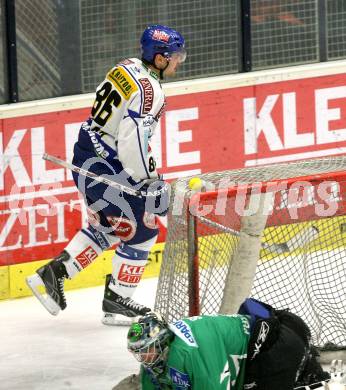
<box><xmin>142</xmin><ymin>179</ymin><xmax>170</xmax><ymax>216</ymax></box>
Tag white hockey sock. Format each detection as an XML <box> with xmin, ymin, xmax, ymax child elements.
<box><xmin>63</xmin><ymin>226</ymin><xmax>119</xmax><ymax>278</ymax></box>
<box><xmin>108</xmin><ymin>236</ymin><xmax>157</xmax><ymax>298</ymax></box>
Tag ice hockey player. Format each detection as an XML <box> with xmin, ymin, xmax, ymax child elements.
<box><xmin>124</xmin><ymin>299</ymin><xmax>330</xmax><ymax>390</ymax></box>
<box><xmin>26</xmin><ymin>24</ymin><xmax>186</xmax><ymax>324</ymax></box>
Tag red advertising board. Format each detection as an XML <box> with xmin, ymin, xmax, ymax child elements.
<box><xmin>1</xmin><ymin>72</ymin><xmax>346</xmax><ymax>265</ymax></box>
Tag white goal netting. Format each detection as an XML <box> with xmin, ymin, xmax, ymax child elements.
<box><xmin>155</xmin><ymin>156</ymin><xmax>346</xmax><ymax>349</ymax></box>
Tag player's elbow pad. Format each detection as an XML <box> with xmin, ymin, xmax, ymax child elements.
<box><xmin>143</xmin><ymin>180</ymin><xmax>170</xmax><ymax>216</ymax></box>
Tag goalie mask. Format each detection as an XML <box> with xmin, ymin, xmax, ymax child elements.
<box><xmin>141</xmin><ymin>24</ymin><xmax>186</xmax><ymax>65</ymax></box>
<box><xmin>127</xmin><ymin>312</ymin><xmax>173</xmax><ymax>368</ymax></box>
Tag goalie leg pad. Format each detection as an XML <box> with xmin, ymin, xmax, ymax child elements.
<box><xmin>275</xmin><ymin>310</ymin><xmax>330</xmax><ymax>387</ymax></box>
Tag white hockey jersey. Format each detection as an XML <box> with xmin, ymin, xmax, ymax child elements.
<box><xmin>90</xmin><ymin>58</ymin><xmax>166</xmax><ymax>182</ymax></box>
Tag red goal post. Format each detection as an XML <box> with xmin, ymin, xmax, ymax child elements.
<box><xmin>154</xmin><ymin>156</ymin><xmax>346</xmax><ymax>351</ymax></box>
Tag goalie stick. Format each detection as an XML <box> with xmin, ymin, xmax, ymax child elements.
<box><xmin>294</xmin><ymin>359</ymin><xmax>346</xmax><ymax>389</ymax></box>
<box><xmin>198</xmin><ymin>215</ymin><xmax>319</xmax><ymax>254</ymax></box>
<box><xmin>294</xmin><ymin>380</ymin><xmax>329</xmax><ymax>389</ymax></box>
<box><xmin>262</xmin><ymin>225</ymin><xmax>319</xmax><ymax>254</ymax></box>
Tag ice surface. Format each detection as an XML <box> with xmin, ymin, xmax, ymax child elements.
<box><xmin>0</xmin><ymin>278</ymin><xmax>158</xmax><ymax>390</ymax></box>
<box><xmin>0</xmin><ymin>275</ymin><xmax>334</xmax><ymax>390</ymax></box>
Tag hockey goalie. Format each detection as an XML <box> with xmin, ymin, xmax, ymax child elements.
<box><xmin>112</xmin><ymin>299</ymin><xmax>344</xmax><ymax>390</ymax></box>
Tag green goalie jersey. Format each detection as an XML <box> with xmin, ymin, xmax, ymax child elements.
<box><xmin>140</xmin><ymin>314</ymin><xmax>251</xmax><ymax>390</ymax></box>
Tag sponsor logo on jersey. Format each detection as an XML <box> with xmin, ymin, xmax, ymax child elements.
<box><xmin>169</xmin><ymin>320</ymin><xmax>198</xmax><ymax>347</ymax></box>
<box><xmin>152</xmin><ymin>29</ymin><xmax>170</xmax><ymax>43</ymax></box>
<box><xmin>107</xmin><ymin>67</ymin><xmax>137</xmax><ymax>100</ymax></box>
<box><xmin>76</xmin><ymin>246</ymin><xmax>98</xmax><ymax>268</ymax></box>
<box><xmin>87</xmin><ymin>129</ymin><xmax>110</xmax><ymax>158</ymax></box>
<box><xmin>169</xmin><ymin>368</ymin><xmax>191</xmax><ymax>389</ymax></box>
<box><xmin>240</xmin><ymin>316</ymin><xmax>250</xmax><ymax>336</ymax></box>
<box><xmin>106</xmin><ymin>216</ymin><xmax>136</xmax><ymax>241</ymax></box>
<box><xmin>139</xmin><ymin>78</ymin><xmax>154</xmax><ymax>114</ymax></box>
<box><xmin>117</xmin><ymin>263</ymin><xmax>145</xmax><ymax>284</ymax></box>
<box><xmin>143</xmin><ymin>114</ymin><xmax>155</xmax><ymax>128</ymax></box>
<box><xmin>143</xmin><ymin>114</ymin><xmax>155</xmax><ymax>150</ymax></box>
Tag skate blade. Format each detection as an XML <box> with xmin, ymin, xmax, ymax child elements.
<box><xmin>26</xmin><ymin>274</ymin><xmax>61</xmax><ymax>316</ymax></box>
<box><xmin>101</xmin><ymin>312</ymin><xmax>136</xmax><ymax>326</ymax></box>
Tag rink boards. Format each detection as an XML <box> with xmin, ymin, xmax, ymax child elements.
<box><xmin>2</xmin><ymin>59</ymin><xmax>346</xmax><ymax>300</ymax></box>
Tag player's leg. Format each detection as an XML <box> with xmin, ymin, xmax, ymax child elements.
<box><xmin>102</xmin><ymin>235</ymin><xmax>157</xmax><ymax>324</ymax></box>
<box><xmin>101</xmin><ymin>212</ymin><xmax>159</xmax><ymax>325</ymax></box>
<box><xmin>26</xmin><ymin>215</ymin><xmax>118</xmax><ymax>315</ymax></box>
<box><xmin>277</xmin><ymin>310</ymin><xmax>330</xmax><ymax>387</ymax></box>
<box><xmin>26</xmin><ymin>123</ymin><xmax>137</xmax><ymax>315</ymax></box>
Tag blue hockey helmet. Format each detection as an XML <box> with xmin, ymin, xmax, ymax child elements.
<box><xmin>141</xmin><ymin>24</ymin><xmax>186</xmax><ymax>64</ymax></box>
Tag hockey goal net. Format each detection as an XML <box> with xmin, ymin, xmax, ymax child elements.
<box><xmin>154</xmin><ymin>156</ymin><xmax>346</xmax><ymax>351</ymax></box>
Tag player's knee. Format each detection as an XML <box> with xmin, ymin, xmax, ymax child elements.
<box><xmin>130</xmin><ymin>235</ymin><xmax>158</xmax><ymax>251</ymax></box>
<box><xmin>116</xmin><ymin>242</ymin><xmax>150</xmax><ymax>262</ymax></box>
<box><xmin>83</xmin><ymin>224</ymin><xmax>118</xmax><ymax>251</ymax></box>
<box><xmin>114</xmin><ymin>235</ymin><xmax>157</xmax><ymax>262</ymax></box>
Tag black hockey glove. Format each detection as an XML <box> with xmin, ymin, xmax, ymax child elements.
<box><xmin>142</xmin><ymin>179</ymin><xmax>171</xmax><ymax>216</ymax></box>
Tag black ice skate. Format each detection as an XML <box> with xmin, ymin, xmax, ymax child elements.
<box><xmin>102</xmin><ymin>274</ymin><xmax>150</xmax><ymax>325</ymax></box>
<box><xmin>26</xmin><ymin>251</ymin><xmax>69</xmax><ymax>316</ymax></box>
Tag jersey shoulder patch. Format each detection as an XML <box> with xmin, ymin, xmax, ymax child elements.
<box><xmin>169</xmin><ymin>367</ymin><xmax>191</xmax><ymax>389</ymax></box>
<box><xmin>169</xmin><ymin>320</ymin><xmax>198</xmax><ymax>348</ymax></box>
<box><xmin>106</xmin><ymin>66</ymin><xmax>138</xmax><ymax>100</ymax></box>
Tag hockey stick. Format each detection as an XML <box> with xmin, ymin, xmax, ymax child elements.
<box><xmin>294</xmin><ymin>380</ymin><xmax>328</xmax><ymax>389</ymax></box>
<box><xmin>43</xmin><ymin>153</ymin><xmax>142</xmax><ymax>197</ymax></box>
<box><xmin>262</xmin><ymin>225</ymin><xmax>319</xmax><ymax>254</ymax></box>
<box><xmin>197</xmin><ymin>215</ymin><xmax>319</xmax><ymax>254</ymax></box>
